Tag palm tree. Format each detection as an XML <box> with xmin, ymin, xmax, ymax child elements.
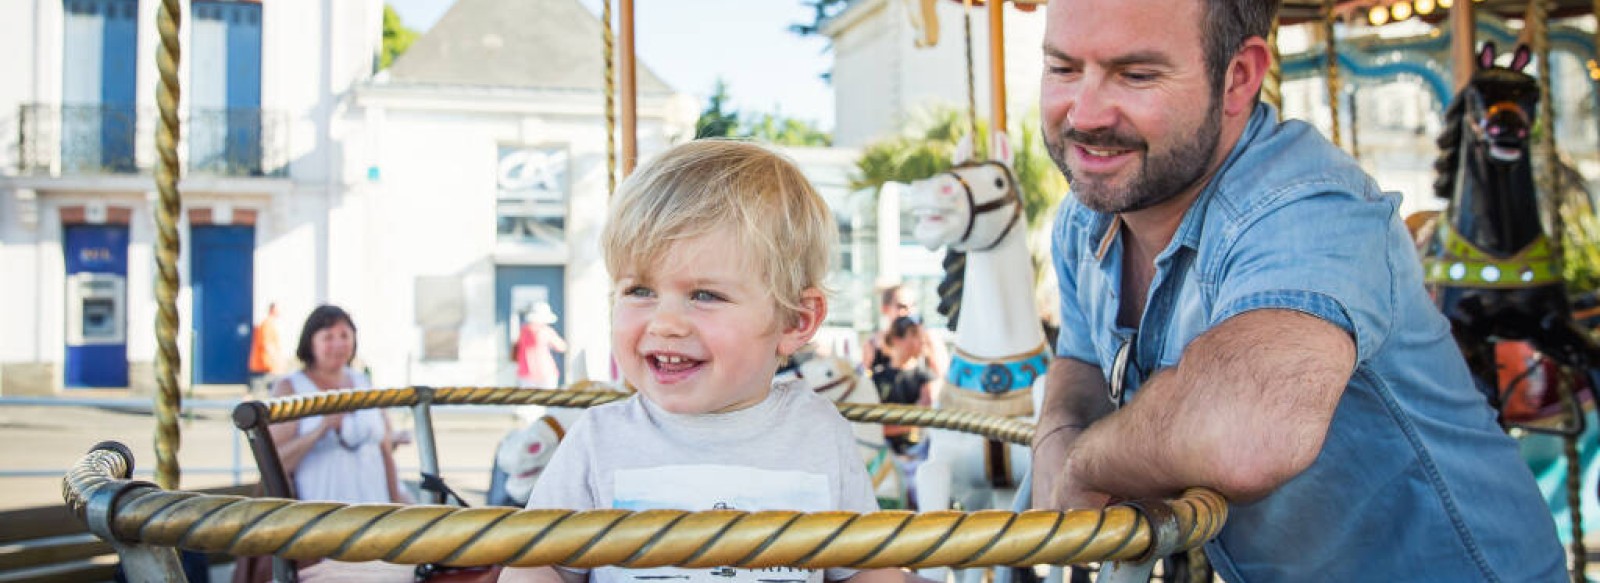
<box><xmin>851</xmin><ymin>107</ymin><xmax>1064</xmax><ymax>232</ymax></box>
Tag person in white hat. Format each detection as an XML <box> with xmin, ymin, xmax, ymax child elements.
<box><xmin>514</xmin><ymin>301</ymin><xmax>567</xmax><ymax>389</ymax></box>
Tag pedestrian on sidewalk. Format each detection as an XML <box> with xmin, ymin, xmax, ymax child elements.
<box><xmin>247</xmin><ymin>302</ymin><xmax>284</xmax><ymax>395</ymax></box>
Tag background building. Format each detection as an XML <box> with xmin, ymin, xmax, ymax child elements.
<box><xmin>1</xmin><ymin>0</ymin><xmax>384</xmax><ymax>394</ymax></box>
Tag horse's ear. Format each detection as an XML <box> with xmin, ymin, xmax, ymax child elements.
<box><xmin>989</xmin><ymin>131</ymin><xmax>1014</xmax><ymax>167</ymax></box>
<box><xmin>1478</xmin><ymin>42</ymin><xmax>1497</xmax><ymax>70</ymax></box>
<box><xmin>953</xmin><ymin>134</ymin><xmax>975</xmax><ymax>165</ymax></box>
<box><xmin>1510</xmin><ymin>44</ymin><xmax>1532</xmax><ymax>73</ymax></box>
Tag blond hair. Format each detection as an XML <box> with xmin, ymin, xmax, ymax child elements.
<box><xmin>601</xmin><ymin>140</ymin><xmax>835</xmax><ymax>324</ymax></box>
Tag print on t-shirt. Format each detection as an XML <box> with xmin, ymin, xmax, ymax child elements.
<box><xmin>612</xmin><ymin>465</ymin><xmax>831</xmax><ymax>583</ymax></box>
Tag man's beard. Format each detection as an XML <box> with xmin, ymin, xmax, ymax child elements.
<box><xmin>1047</xmin><ymin>96</ymin><xmax>1223</xmax><ymax>214</ymax></box>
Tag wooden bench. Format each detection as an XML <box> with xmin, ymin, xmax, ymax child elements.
<box><xmin>0</xmin><ymin>484</ymin><xmax>255</xmax><ymax>583</ymax></box>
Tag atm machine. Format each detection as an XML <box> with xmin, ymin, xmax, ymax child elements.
<box><xmin>64</xmin><ymin>224</ymin><xmax>129</xmax><ymax>387</ymax></box>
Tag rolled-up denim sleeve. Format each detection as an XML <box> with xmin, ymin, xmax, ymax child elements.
<box><xmin>1052</xmin><ymin>201</ymin><xmax>1099</xmax><ymax>364</ymax></box>
<box><xmin>1210</xmin><ymin>190</ymin><xmax>1397</xmax><ymax>363</ymax></box>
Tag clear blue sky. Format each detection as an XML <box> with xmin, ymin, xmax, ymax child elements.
<box><xmin>385</xmin><ymin>0</ymin><xmax>838</xmax><ymax>130</ymax></box>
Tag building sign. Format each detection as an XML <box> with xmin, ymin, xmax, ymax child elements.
<box><xmin>496</xmin><ymin>145</ymin><xmax>568</xmax><ymax>247</ymax></box>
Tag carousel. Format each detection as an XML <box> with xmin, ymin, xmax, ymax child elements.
<box><xmin>54</xmin><ymin>0</ymin><xmax>1600</xmax><ymax>581</ymax></box>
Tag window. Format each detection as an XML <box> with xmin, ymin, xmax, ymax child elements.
<box><xmin>496</xmin><ymin>145</ymin><xmax>569</xmax><ymax>247</ymax></box>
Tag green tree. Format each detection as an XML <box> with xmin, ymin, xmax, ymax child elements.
<box><xmin>380</xmin><ymin>5</ymin><xmax>419</xmax><ymax>71</ymax></box>
<box><xmin>851</xmin><ymin>107</ymin><xmax>1065</xmax><ymax>229</ymax></box>
<box><xmin>695</xmin><ymin>79</ymin><xmax>741</xmax><ymax>139</ymax></box>
<box><xmin>695</xmin><ymin>81</ymin><xmax>833</xmax><ymax>145</ymax></box>
<box><xmin>790</xmin><ymin>0</ymin><xmax>853</xmax><ymax>36</ymax></box>
<box><xmin>743</xmin><ymin>112</ymin><xmax>832</xmax><ymax>147</ymax></box>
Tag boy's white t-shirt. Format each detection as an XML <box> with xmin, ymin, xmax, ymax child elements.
<box><xmin>524</xmin><ymin>380</ymin><xmax>879</xmax><ymax>583</ymax></box>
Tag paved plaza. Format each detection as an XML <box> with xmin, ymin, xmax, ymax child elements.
<box><xmin>0</xmin><ymin>392</ymin><xmax>529</xmax><ymax>512</ymax></box>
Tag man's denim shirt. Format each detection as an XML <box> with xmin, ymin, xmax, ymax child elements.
<box><xmin>1051</xmin><ymin>103</ymin><xmax>1563</xmax><ymax>581</ymax></box>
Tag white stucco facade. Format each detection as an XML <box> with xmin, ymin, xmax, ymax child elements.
<box><xmin>1</xmin><ymin>0</ymin><xmax>386</xmax><ymax>395</ymax></box>
<box><xmin>825</xmin><ymin>0</ymin><xmax>1046</xmax><ymax>148</ymax></box>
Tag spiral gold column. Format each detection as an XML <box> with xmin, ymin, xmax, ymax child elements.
<box><xmin>602</xmin><ymin>0</ymin><xmax>618</xmax><ymax>196</ymax></box>
<box><xmin>962</xmin><ymin>0</ymin><xmax>979</xmax><ymax>144</ymax></box>
<box><xmin>1322</xmin><ymin>0</ymin><xmax>1342</xmax><ymax>150</ymax></box>
<box><xmin>1528</xmin><ymin>0</ymin><xmax>1564</xmax><ymax>246</ymax></box>
<box><xmin>1555</xmin><ymin>371</ymin><xmax>1586</xmax><ymax>583</ymax></box>
<box><xmin>152</xmin><ymin>0</ymin><xmax>184</xmax><ymax>491</ymax></box>
<box><xmin>1264</xmin><ymin>15</ymin><xmax>1283</xmax><ymax>120</ymax></box>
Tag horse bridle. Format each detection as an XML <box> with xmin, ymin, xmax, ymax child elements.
<box><xmin>943</xmin><ymin>161</ymin><xmax>1024</xmax><ymax>252</ymax></box>
<box><xmin>808</xmin><ymin>369</ymin><xmax>857</xmax><ymax>402</ymax></box>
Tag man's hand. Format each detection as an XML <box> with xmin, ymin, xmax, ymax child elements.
<box><xmin>1052</xmin><ymin>463</ymin><xmax>1112</xmax><ymax>510</ymax></box>
<box><xmin>1031</xmin><ymin>358</ymin><xmax>1114</xmax><ymax>510</ymax></box>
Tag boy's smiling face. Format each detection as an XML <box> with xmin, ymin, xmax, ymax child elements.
<box><xmin>612</xmin><ymin>227</ymin><xmax>821</xmax><ymax>415</ymax></box>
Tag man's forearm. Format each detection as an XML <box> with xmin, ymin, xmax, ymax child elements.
<box><xmin>1067</xmin><ymin>310</ymin><xmax>1353</xmax><ymax>502</ymax></box>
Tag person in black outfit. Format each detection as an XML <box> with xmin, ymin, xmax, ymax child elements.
<box><xmin>871</xmin><ymin>316</ymin><xmax>935</xmax><ymax>456</ymax></box>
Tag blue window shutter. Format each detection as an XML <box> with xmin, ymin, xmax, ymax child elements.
<box><xmin>61</xmin><ymin>0</ymin><xmax>137</xmax><ymax>172</ymax></box>
<box><xmin>191</xmin><ymin>1</ymin><xmax>263</xmax><ymax>174</ymax></box>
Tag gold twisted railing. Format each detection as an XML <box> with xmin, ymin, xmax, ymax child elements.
<box><xmin>251</xmin><ymin>386</ymin><xmax>1035</xmax><ymax>446</ymax></box>
<box><xmin>65</xmin><ymin>447</ymin><xmax>1224</xmax><ymax>569</ymax></box>
<box><xmin>64</xmin><ymin>389</ymin><xmax>1227</xmax><ymax>576</ymax></box>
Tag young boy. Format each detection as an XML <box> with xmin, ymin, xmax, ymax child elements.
<box><xmin>499</xmin><ymin>141</ymin><xmax>915</xmax><ymax>583</ymax></box>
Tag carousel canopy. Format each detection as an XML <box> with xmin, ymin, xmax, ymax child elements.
<box><xmin>1278</xmin><ymin>0</ymin><xmax>1595</xmax><ymax>26</ymax></box>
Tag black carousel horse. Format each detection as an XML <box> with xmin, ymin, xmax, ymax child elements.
<box><xmin>1424</xmin><ymin>42</ymin><xmax>1600</xmax><ymax>425</ymax></box>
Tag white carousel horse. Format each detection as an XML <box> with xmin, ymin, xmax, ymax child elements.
<box><xmin>796</xmin><ymin>354</ymin><xmax>910</xmax><ymax>509</ymax></box>
<box><xmin>492</xmin><ymin>380</ymin><xmax>623</xmax><ymax>506</ymax></box>
<box><xmin>492</xmin><ymin>415</ymin><xmax>565</xmax><ymax>506</ymax></box>
<box><xmin>904</xmin><ymin>133</ymin><xmax>1049</xmax><ymax>582</ymax></box>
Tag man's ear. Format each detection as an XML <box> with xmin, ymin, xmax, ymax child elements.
<box><xmin>779</xmin><ymin>288</ymin><xmax>828</xmax><ymax>356</ymax></box>
<box><xmin>1223</xmin><ymin>37</ymin><xmax>1271</xmax><ymax>117</ymax></box>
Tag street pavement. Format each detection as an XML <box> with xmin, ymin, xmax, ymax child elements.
<box><xmin>0</xmin><ymin>394</ymin><xmax>528</xmax><ymax>512</ymax></box>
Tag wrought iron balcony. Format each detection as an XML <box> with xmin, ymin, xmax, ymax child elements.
<box><xmin>17</xmin><ymin>104</ymin><xmax>288</xmax><ymax>178</ymax></box>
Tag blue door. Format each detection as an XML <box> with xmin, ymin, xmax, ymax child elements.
<box><xmin>191</xmin><ymin>226</ymin><xmax>255</xmax><ymax>384</ymax></box>
<box><xmin>63</xmin><ymin>224</ymin><xmax>129</xmax><ymax>387</ymax></box>
<box><xmin>495</xmin><ymin>266</ymin><xmax>566</xmax><ymax>382</ymax></box>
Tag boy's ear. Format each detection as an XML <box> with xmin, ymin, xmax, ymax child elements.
<box><xmin>778</xmin><ymin>288</ymin><xmax>828</xmax><ymax>356</ymax></box>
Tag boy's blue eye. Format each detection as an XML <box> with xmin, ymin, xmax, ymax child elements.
<box><xmin>621</xmin><ymin>285</ymin><xmax>654</xmax><ymax>298</ymax></box>
<box><xmin>690</xmin><ymin>290</ymin><xmax>725</xmax><ymax>302</ymax></box>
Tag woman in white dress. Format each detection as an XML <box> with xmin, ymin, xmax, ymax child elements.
<box><xmin>267</xmin><ymin>305</ymin><xmax>408</xmax><ymax>504</ymax></box>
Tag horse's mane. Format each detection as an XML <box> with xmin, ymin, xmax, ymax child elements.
<box><xmin>936</xmin><ymin>250</ymin><xmax>964</xmax><ymax>331</ymax></box>
<box><xmin>1432</xmin><ymin>91</ymin><xmax>1465</xmax><ymax>200</ymax></box>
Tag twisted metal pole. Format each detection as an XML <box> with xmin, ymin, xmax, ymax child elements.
<box><xmin>1322</xmin><ymin>0</ymin><xmax>1342</xmax><ymax>150</ymax></box>
<box><xmin>152</xmin><ymin>0</ymin><xmax>184</xmax><ymax>491</ymax></box>
<box><xmin>1528</xmin><ymin>0</ymin><xmax>1564</xmax><ymax>247</ymax></box>
<box><xmin>65</xmin><ymin>444</ymin><xmax>1226</xmax><ymax>571</ymax></box>
<box><xmin>1555</xmin><ymin>371</ymin><xmax>1587</xmax><ymax>583</ymax></box>
<box><xmin>1264</xmin><ymin>14</ymin><xmax>1283</xmax><ymax>119</ymax></box>
<box><xmin>602</xmin><ymin>0</ymin><xmax>618</xmax><ymax>196</ymax></box>
<box><xmin>963</xmin><ymin>0</ymin><xmax>979</xmax><ymax>146</ymax></box>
